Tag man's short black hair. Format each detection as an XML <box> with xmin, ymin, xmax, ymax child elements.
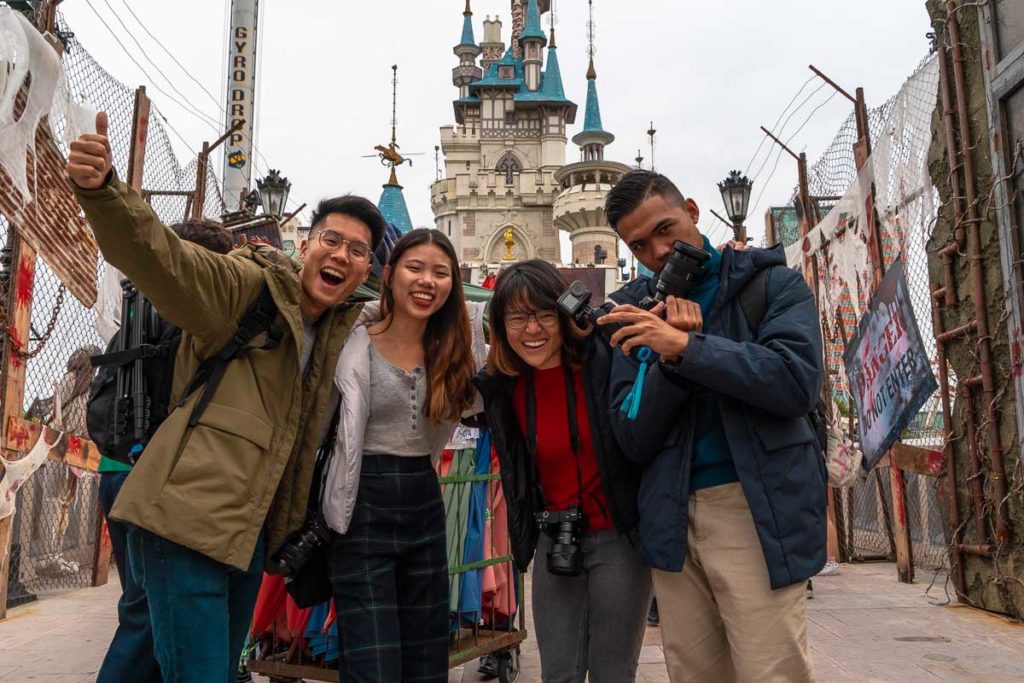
<box><xmin>169</xmin><ymin>219</ymin><xmax>234</xmax><ymax>255</ymax></box>
<box><xmin>605</xmin><ymin>170</ymin><xmax>687</xmax><ymax>232</ymax></box>
<box><xmin>309</xmin><ymin>195</ymin><xmax>387</xmax><ymax>250</ymax></box>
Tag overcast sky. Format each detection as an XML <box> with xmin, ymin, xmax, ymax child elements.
<box><xmin>60</xmin><ymin>0</ymin><xmax>932</xmax><ymax>257</ymax></box>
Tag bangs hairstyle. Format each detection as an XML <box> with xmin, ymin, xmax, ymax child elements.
<box><xmin>379</xmin><ymin>229</ymin><xmax>475</xmax><ymax>424</ymax></box>
<box><xmin>486</xmin><ymin>260</ymin><xmax>587</xmax><ymax>377</ymax></box>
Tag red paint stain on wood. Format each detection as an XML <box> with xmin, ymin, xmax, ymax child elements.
<box><xmin>5</xmin><ymin>417</ymin><xmax>34</xmax><ymax>451</ymax></box>
<box><xmin>14</xmin><ymin>258</ymin><xmax>34</xmax><ymax>309</ymax></box>
<box><xmin>895</xmin><ymin>479</ymin><xmax>909</xmax><ymax>525</ymax></box>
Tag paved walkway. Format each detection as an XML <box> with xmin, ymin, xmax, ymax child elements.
<box><xmin>1</xmin><ymin>562</ymin><xmax>1023</xmax><ymax>681</ymax></box>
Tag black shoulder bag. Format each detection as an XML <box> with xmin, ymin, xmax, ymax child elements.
<box><xmin>282</xmin><ymin>406</ymin><xmax>341</xmax><ymax>608</ymax></box>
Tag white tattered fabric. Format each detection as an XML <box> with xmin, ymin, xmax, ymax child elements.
<box><xmin>0</xmin><ymin>8</ymin><xmax>95</xmax><ymax>205</ymax></box>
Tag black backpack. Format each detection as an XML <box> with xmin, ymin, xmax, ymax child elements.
<box><xmin>87</xmin><ymin>282</ymin><xmax>280</xmax><ymax>465</ymax></box>
<box><xmin>737</xmin><ymin>267</ymin><xmax>829</xmax><ymax>454</ymax></box>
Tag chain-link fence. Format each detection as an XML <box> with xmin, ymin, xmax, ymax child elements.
<box><xmin>4</xmin><ymin>12</ymin><xmax>227</xmax><ymax>607</ymax></box>
<box><xmin>790</xmin><ymin>55</ymin><xmax>950</xmax><ymax>575</ymax></box>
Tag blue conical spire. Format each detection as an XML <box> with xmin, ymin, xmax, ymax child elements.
<box><xmin>377</xmin><ymin>169</ymin><xmax>414</xmax><ymax>235</ymax></box>
<box><xmin>520</xmin><ymin>0</ymin><xmax>547</xmax><ymax>45</ymax></box>
<box><xmin>582</xmin><ymin>58</ymin><xmax>605</xmax><ymax>133</ymax></box>
<box><xmin>538</xmin><ymin>29</ymin><xmax>565</xmax><ymax>100</ymax></box>
<box><xmin>572</xmin><ymin>55</ymin><xmax>613</xmax><ymax>149</ymax></box>
<box><xmin>458</xmin><ymin>0</ymin><xmax>475</xmax><ymax>47</ymax></box>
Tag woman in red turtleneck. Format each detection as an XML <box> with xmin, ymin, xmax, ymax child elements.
<box><xmin>473</xmin><ymin>260</ymin><xmax>651</xmax><ymax>683</ymax></box>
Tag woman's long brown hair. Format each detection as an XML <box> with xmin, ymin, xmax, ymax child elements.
<box><xmin>378</xmin><ymin>229</ymin><xmax>475</xmax><ymax>424</ymax></box>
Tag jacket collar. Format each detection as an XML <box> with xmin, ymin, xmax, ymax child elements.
<box><xmin>354</xmin><ymin>300</ymin><xmax>384</xmax><ymax>329</ymax></box>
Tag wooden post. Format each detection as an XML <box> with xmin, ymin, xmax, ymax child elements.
<box><xmin>853</xmin><ymin>89</ymin><xmax>914</xmax><ymax>583</ymax></box>
<box><xmin>0</xmin><ymin>236</ymin><xmax>39</xmax><ymax>619</ymax></box>
<box><xmin>764</xmin><ymin>209</ymin><xmax>777</xmax><ymax>248</ymax></box>
<box><xmin>192</xmin><ymin>141</ymin><xmax>210</xmax><ymax>221</ymax></box>
<box><xmin>190</xmin><ymin>121</ymin><xmax>244</xmax><ymax>221</ymax></box>
<box><xmin>126</xmin><ymin>86</ymin><xmax>151</xmax><ymax>191</ymax></box>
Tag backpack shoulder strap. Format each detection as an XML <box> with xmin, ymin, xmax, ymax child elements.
<box><xmin>181</xmin><ymin>282</ymin><xmax>282</xmax><ymax>427</ymax></box>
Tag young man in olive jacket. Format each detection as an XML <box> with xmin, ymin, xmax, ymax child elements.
<box><xmin>599</xmin><ymin>170</ymin><xmax>825</xmax><ymax>683</ymax></box>
<box><xmin>67</xmin><ymin>113</ymin><xmax>385</xmax><ymax>681</ymax></box>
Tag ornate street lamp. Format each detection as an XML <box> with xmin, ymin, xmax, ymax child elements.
<box><xmin>717</xmin><ymin>170</ymin><xmax>753</xmax><ymax>242</ymax></box>
<box><xmin>257</xmin><ymin>169</ymin><xmax>291</xmax><ymax>218</ymax></box>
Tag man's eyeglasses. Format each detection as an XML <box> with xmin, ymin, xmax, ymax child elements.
<box><xmin>505</xmin><ymin>309</ymin><xmax>559</xmax><ymax>330</ymax></box>
<box><xmin>318</xmin><ymin>230</ymin><xmax>372</xmax><ymax>263</ymax></box>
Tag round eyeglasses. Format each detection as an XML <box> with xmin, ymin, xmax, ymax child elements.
<box><xmin>505</xmin><ymin>309</ymin><xmax>559</xmax><ymax>331</ymax></box>
<box><xmin>318</xmin><ymin>229</ymin><xmax>372</xmax><ymax>263</ymax></box>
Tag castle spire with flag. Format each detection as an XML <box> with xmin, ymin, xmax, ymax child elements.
<box><xmin>374</xmin><ymin>65</ymin><xmax>414</xmax><ymax>234</ymax></box>
<box><xmin>431</xmin><ymin>0</ymin><xmax>628</xmax><ymax>280</ymax></box>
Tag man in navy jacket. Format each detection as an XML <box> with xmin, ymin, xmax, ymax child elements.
<box><xmin>599</xmin><ymin>170</ymin><xmax>825</xmax><ymax>683</ymax></box>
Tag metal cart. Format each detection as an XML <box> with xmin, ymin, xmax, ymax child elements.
<box><xmin>246</xmin><ymin>436</ymin><xmax>526</xmax><ymax>682</ymax></box>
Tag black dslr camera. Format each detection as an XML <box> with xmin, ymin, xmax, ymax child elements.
<box><xmin>557</xmin><ymin>240</ymin><xmax>710</xmax><ymax>335</ymax></box>
<box><xmin>649</xmin><ymin>240</ymin><xmax>710</xmax><ymax>303</ymax></box>
<box><xmin>556</xmin><ymin>281</ymin><xmax>624</xmax><ymax>336</ymax></box>
<box><xmin>535</xmin><ymin>506</ymin><xmax>585</xmax><ymax>576</ymax></box>
<box><xmin>270</xmin><ymin>512</ymin><xmax>333</xmax><ymax>576</ymax></box>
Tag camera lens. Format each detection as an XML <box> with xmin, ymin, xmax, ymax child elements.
<box><xmin>546</xmin><ymin>512</ymin><xmax>584</xmax><ymax>577</ymax></box>
<box><xmin>655</xmin><ymin>241</ymin><xmax>710</xmax><ymax>301</ymax></box>
<box><xmin>272</xmin><ymin>514</ymin><xmax>333</xmax><ymax>576</ymax></box>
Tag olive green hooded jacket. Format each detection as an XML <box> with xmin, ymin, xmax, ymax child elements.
<box><xmin>74</xmin><ymin>178</ymin><xmax>360</xmax><ymax>570</ymax></box>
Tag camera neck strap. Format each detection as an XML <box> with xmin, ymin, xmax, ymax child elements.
<box><xmin>525</xmin><ymin>364</ymin><xmax>586</xmax><ymax>512</ymax></box>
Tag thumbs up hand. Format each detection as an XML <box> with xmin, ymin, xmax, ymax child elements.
<box><xmin>67</xmin><ymin>111</ymin><xmax>112</xmax><ymax>190</ymax></box>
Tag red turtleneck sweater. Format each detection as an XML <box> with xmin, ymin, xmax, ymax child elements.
<box><xmin>513</xmin><ymin>365</ymin><xmax>613</xmax><ymax>533</ymax></box>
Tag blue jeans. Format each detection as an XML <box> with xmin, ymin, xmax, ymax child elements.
<box><xmin>128</xmin><ymin>526</ymin><xmax>265</xmax><ymax>683</ymax></box>
<box><xmin>97</xmin><ymin>471</ymin><xmax>161</xmax><ymax>683</ymax></box>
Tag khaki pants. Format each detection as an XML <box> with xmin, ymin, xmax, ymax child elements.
<box><xmin>653</xmin><ymin>482</ymin><xmax>814</xmax><ymax>683</ymax></box>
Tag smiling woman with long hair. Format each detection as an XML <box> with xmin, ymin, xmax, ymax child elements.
<box><xmin>474</xmin><ymin>260</ymin><xmax>651</xmax><ymax>682</ymax></box>
<box><xmin>320</xmin><ymin>229</ymin><xmax>476</xmax><ymax>683</ymax></box>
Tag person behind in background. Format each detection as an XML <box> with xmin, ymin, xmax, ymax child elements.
<box><xmin>35</xmin><ymin>344</ymin><xmax>103</xmax><ymax>577</ymax></box>
<box><xmin>66</xmin><ymin>112</ymin><xmax>385</xmax><ymax>682</ymax></box>
<box><xmin>321</xmin><ymin>229</ymin><xmax>477</xmax><ymax>683</ymax></box>
<box><xmin>599</xmin><ymin>170</ymin><xmax>825</xmax><ymax>683</ymax></box>
<box><xmin>474</xmin><ymin>260</ymin><xmax>650</xmax><ymax>683</ymax></box>
<box><xmin>95</xmin><ymin>219</ymin><xmax>233</xmax><ymax>683</ymax></box>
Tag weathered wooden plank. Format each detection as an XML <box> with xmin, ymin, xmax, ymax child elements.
<box><xmin>0</xmin><ymin>238</ymin><xmax>38</xmax><ymax>619</ymax></box>
<box><xmin>126</xmin><ymin>86</ymin><xmax>151</xmax><ymax>191</ymax></box>
<box><xmin>5</xmin><ymin>417</ymin><xmax>102</xmax><ymax>472</ymax></box>
<box><xmin>889</xmin><ymin>442</ymin><xmax>944</xmax><ymax>477</ymax></box>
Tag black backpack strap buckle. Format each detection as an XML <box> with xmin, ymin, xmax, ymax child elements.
<box><xmin>91</xmin><ymin>343</ymin><xmax>168</xmax><ymax>368</ymax></box>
